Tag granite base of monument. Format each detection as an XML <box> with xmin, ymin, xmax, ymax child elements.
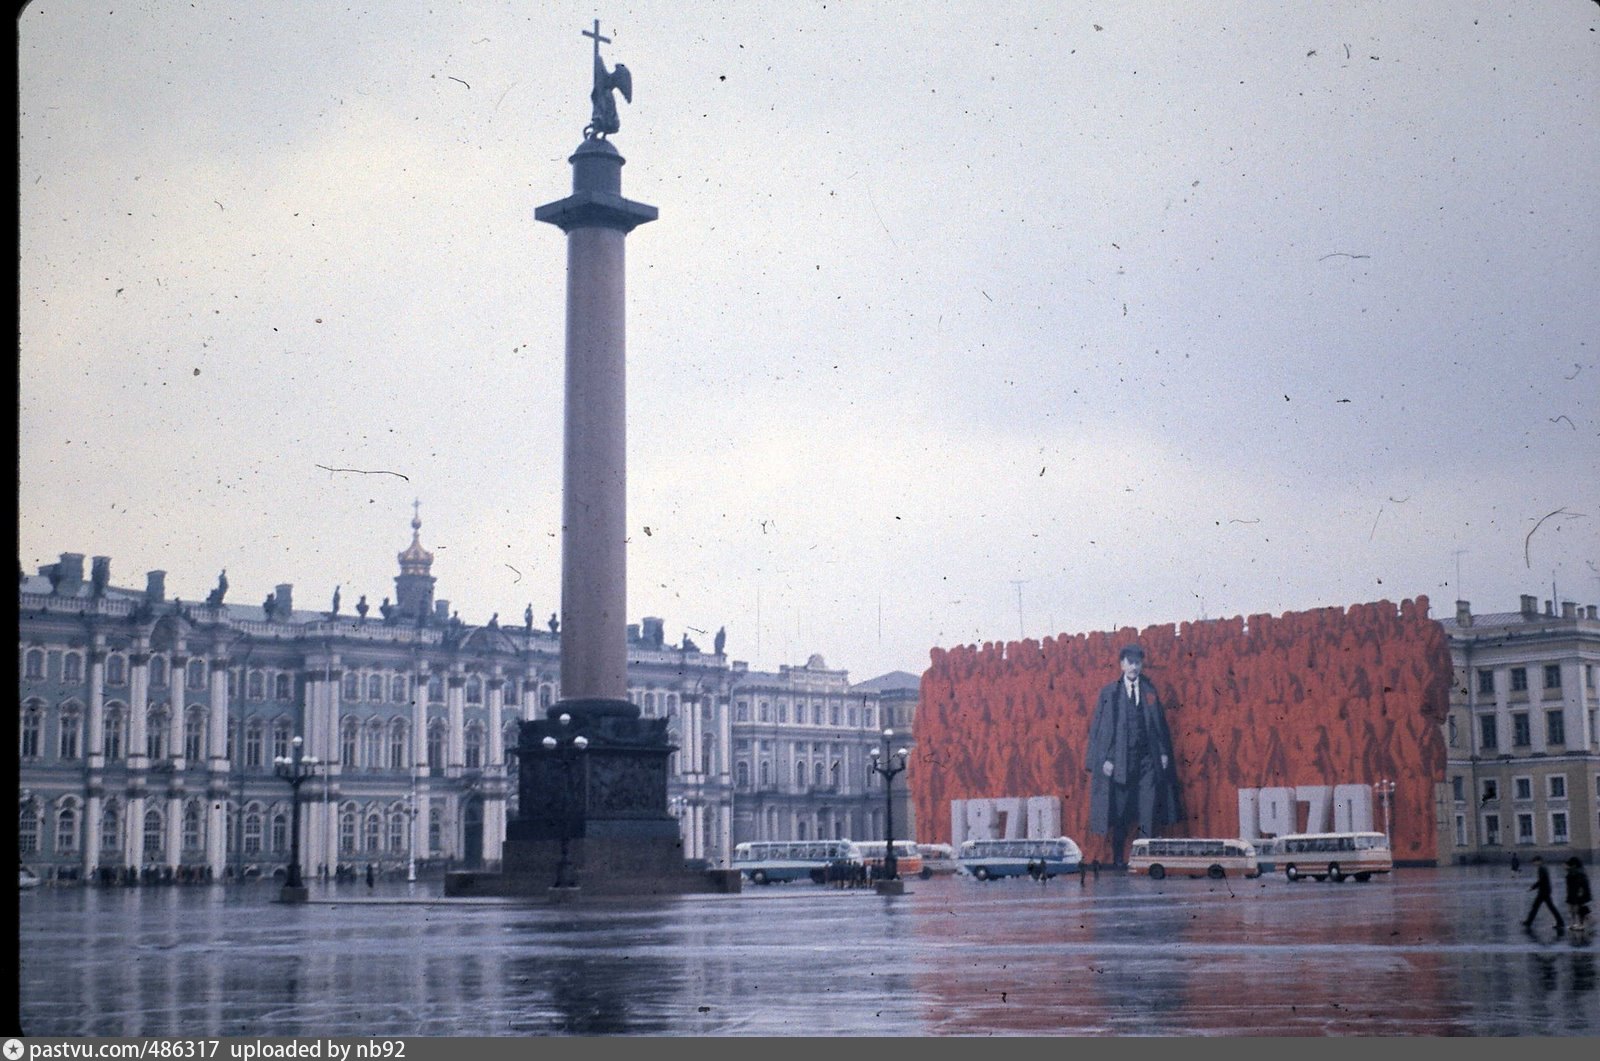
<box><xmin>442</xmin><ymin>699</ymin><xmax>740</xmax><ymax>899</ymax></box>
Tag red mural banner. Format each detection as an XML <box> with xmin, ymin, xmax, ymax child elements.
<box><xmin>913</xmin><ymin>597</ymin><xmax>1452</xmax><ymax>864</ymax></box>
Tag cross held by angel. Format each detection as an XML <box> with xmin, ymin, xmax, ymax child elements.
<box><xmin>583</xmin><ymin>20</ymin><xmax>632</xmax><ymax>139</ymax></box>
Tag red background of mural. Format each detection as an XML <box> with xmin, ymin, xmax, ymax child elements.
<box><xmin>913</xmin><ymin>597</ymin><xmax>1452</xmax><ymax>864</ymax></box>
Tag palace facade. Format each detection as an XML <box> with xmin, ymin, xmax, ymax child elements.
<box><xmin>17</xmin><ymin>518</ymin><xmax>917</xmax><ymax>883</ymax></box>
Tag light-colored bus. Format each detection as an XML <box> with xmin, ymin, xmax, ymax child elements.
<box><xmin>1128</xmin><ymin>837</ymin><xmax>1260</xmax><ymax>881</ymax></box>
<box><xmin>1274</xmin><ymin>831</ymin><xmax>1392</xmax><ymax>882</ymax></box>
<box><xmin>855</xmin><ymin>840</ymin><xmax>926</xmax><ymax>880</ymax></box>
<box><xmin>733</xmin><ymin>840</ymin><xmax>863</xmax><ymax>885</ymax></box>
<box><xmin>957</xmin><ymin>837</ymin><xmax>1083</xmax><ymax>881</ymax></box>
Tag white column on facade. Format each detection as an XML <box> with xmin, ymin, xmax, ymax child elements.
<box><xmin>446</xmin><ymin>669</ymin><xmax>466</xmax><ymax>776</ymax></box>
<box><xmin>412</xmin><ymin>664</ymin><xmax>430</xmax><ymax>866</ymax></box>
<box><xmin>126</xmin><ymin>649</ymin><xmax>151</xmax><ymax>871</ymax></box>
<box><xmin>169</xmin><ymin>655</ymin><xmax>189</xmax><ymax>772</ymax></box>
<box><xmin>321</xmin><ymin>663</ymin><xmax>343</xmax><ymax>875</ymax></box>
<box><xmin>165</xmin><ymin>794</ymin><xmax>183</xmax><ymax>873</ymax></box>
<box><xmin>484</xmin><ymin>674</ymin><xmax>507</xmax><ymax>865</ymax></box>
<box><xmin>205</xmin><ymin>658</ymin><xmax>230</xmax><ymax>879</ymax></box>
<box><xmin>83</xmin><ymin>645</ymin><xmax>106</xmax><ymax>878</ymax></box>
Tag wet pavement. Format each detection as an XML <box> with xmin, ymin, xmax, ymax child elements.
<box><xmin>16</xmin><ymin>865</ymin><xmax>1598</xmax><ymax>1036</ymax></box>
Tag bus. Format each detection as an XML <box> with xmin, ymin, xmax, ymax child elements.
<box><xmin>957</xmin><ymin>837</ymin><xmax>1083</xmax><ymax>881</ymax></box>
<box><xmin>733</xmin><ymin>840</ymin><xmax>863</xmax><ymax>885</ymax></box>
<box><xmin>1273</xmin><ymin>832</ymin><xmax>1392</xmax><ymax>882</ymax></box>
<box><xmin>1128</xmin><ymin>837</ymin><xmax>1260</xmax><ymax>881</ymax></box>
<box><xmin>855</xmin><ymin>840</ymin><xmax>926</xmax><ymax>880</ymax></box>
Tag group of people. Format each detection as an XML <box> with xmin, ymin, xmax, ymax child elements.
<box><xmin>1524</xmin><ymin>854</ymin><xmax>1592</xmax><ymax>935</ymax></box>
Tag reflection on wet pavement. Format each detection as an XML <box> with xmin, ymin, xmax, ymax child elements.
<box><xmin>18</xmin><ymin>865</ymin><xmax>1597</xmax><ymax>1036</ymax></box>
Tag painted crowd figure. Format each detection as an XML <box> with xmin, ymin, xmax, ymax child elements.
<box><xmin>1085</xmin><ymin>644</ymin><xmax>1184</xmax><ymax>865</ymax></box>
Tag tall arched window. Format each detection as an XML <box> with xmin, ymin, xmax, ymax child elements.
<box><xmin>759</xmin><ymin>760</ymin><xmax>771</xmax><ymax>787</ymax></box>
<box><xmin>464</xmin><ymin>723</ymin><xmax>483</xmax><ymax>769</ymax></box>
<box><xmin>55</xmin><ymin>799</ymin><xmax>81</xmax><ymax>854</ymax></box>
<box><xmin>146</xmin><ymin>708</ymin><xmax>168</xmax><ymax>760</ymax></box>
<box><xmin>363</xmin><ymin>722</ymin><xmax>383</xmax><ymax>770</ymax></box>
<box><xmin>101</xmin><ymin>801</ymin><xmax>122</xmax><ymax>853</ymax></box>
<box><xmin>341</xmin><ymin>719</ymin><xmax>359</xmax><ymax>767</ymax></box>
<box><xmin>185</xmin><ymin>710</ymin><xmax>205</xmax><ymax>761</ymax></box>
<box><xmin>24</xmin><ymin>648</ymin><xmax>45</xmax><ymax>681</ymax></box>
<box><xmin>389</xmin><ymin>721</ymin><xmax>408</xmax><ymax>770</ymax></box>
<box><xmin>244</xmin><ymin>720</ymin><xmax>264</xmax><ymax>768</ymax></box>
<box><xmin>736</xmin><ymin>761</ymin><xmax>750</xmax><ymax>789</ymax></box>
<box><xmin>148</xmin><ymin>656</ymin><xmax>167</xmax><ymax>687</ymax></box>
<box><xmin>343</xmin><ymin>673</ymin><xmax>360</xmax><ymax>701</ymax></box>
<box><xmin>367</xmin><ymin>675</ymin><xmax>384</xmax><ymax>702</ymax></box>
<box><xmin>247</xmin><ymin>671</ymin><xmax>265</xmax><ymax>700</ymax></box>
<box><xmin>143</xmin><ymin>808</ymin><xmax>164</xmax><ymax>859</ymax></box>
<box><xmin>243</xmin><ymin>805</ymin><xmax>264</xmax><ymax>854</ymax></box>
<box><xmin>274</xmin><ymin>673</ymin><xmax>292</xmax><ymax>701</ymax></box>
<box><xmin>63</xmin><ymin>653</ymin><xmax>83</xmax><ymax>683</ymax></box>
<box><xmin>19</xmin><ymin>799</ymin><xmax>42</xmax><ymax>854</ymax></box>
<box><xmin>106</xmin><ymin>655</ymin><xmax>126</xmax><ymax>686</ymax></box>
<box><xmin>183</xmin><ymin>801</ymin><xmax>204</xmax><ymax>852</ymax></box>
<box><xmin>392</xmin><ymin>675</ymin><xmax>408</xmax><ymax>702</ymax></box>
<box><xmin>427</xmin><ymin>722</ymin><xmax>446</xmax><ymax>771</ymax></box>
<box><xmin>270</xmin><ymin>811</ymin><xmax>287</xmax><ymax>853</ymax></box>
<box><xmin>272</xmin><ymin>720</ymin><xmax>291</xmax><ymax>762</ymax></box>
<box><xmin>20</xmin><ymin>702</ymin><xmax>43</xmax><ymax>759</ymax></box>
<box><xmin>187</xmin><ymin>660</ymin><xmax>207</xmax><ymax>690</ymax></box>
<box><xmin>466</xmin><ymin>678</ymin><xmax>482</xmax><ymax>705</ymax></box>
<box><xmin>103</xmin><ymin>705</ymin><xmax>125</xmax><ymax>760</ymax></box>
<box><xmin>388</xmin><ymin>809</ymin><xmax>406</xmax><ymax>853</ymax></box>
<box><xmin>58</xmin><ymin>705</ymin><xmax>82</xmax><ymax>760</ymax></box>
<box><xmin>363</xmin><ymin>810</ymin><xmax>382</xmax><ymax>853</ymax></box>
<box><xmin>428</xmin><ymin>806</ymin><xmax>442</xmax><ymax>854</ymax></box>
<box><xmin>339</xmin><ymin>805</ymin><xmax>358</xmax><ymax>855</ymax></box>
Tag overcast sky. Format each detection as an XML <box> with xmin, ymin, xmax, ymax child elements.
<box><xmin>18</xmin><ymin>2</ymin><xmax>1600</xmax><ymax>680</ymax></box>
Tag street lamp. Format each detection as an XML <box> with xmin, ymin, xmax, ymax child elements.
<box><xmin>868</xmin><ymin>728</ymin><xmax>909</xmax><ymax>893</ymax></box>
<box><xmin>541</xmin><ymin>713</ymin><xmax>588</xmax><ymax>895</ymax></box>
<box><xmin>1375</xmin><ymin>779</ymin><xmax>1396</xmax><ymax>841</ymax></box>
<box><xmin>272</xmin><ymin>735</ymin><xmax>321</xmax><ymax>903</ymax></box>
<box><xmin>406</xmin><ymin>777</ymin><xmax>418</xmax><ymax>883</ymax></box>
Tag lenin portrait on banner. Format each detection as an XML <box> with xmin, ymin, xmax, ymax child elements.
<box><xmin>1085</xmin><ymin>644</ymin><xmax>1185</xmax><ymax>862</ymax></box>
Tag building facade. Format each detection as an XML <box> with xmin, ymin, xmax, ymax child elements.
<box><xmin>17</xmin><ymin>523</ymin><xmax>918</xmax><ymax>883</ymax></box>
<box><xmin>1438</xmin><ymin>595</ymin><xmax>1600</xmax><ymax>864</ymax></box>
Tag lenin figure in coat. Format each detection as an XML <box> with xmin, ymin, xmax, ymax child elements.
<box><xmin>1085</xmin><ymin>644</ymin><xmax>1185</xmax><ymax>864</ymax></box>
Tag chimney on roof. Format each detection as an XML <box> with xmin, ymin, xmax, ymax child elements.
<box><xmin>275</xmin><ymin>583</ymin><xmax>294</xmax><ymax>617</ymax></box>
<box><xmin>145</xmin><ymin>570</ymin><xmax>166</xmax><ymax>603</ymax></box>
<box><xmin>1561</xmin><ymin>601</ymin><xmax>1577</xmax><ymax>619</ymax></box>
<box><xmin>1455</xmin><ymin>600</ymin><xmax>1472</xmax><ymax>627</ymax></box>
<box><xmin>54</xmin><ymin>553</ymin><xmax>85</xmax><ymax>595</ymax></box>
<box><xmin>1520</xmin><ymin>594</ymin><xmax>1538</xmax><ymax>617</ymax></box>
<box><xmin>1544</xmin><ymin>600</ymin><xmax>1554</xmax><ymax>617</ymax></box>
<box><xmin>90</xmin><ymin>557</ymin><xmax>110</xmax><ymax>598</ymax></box>
<box><xmin>1588</xmin><ymin>605</ymin><xmax>1598</xmax><ymax>620</ymax></box>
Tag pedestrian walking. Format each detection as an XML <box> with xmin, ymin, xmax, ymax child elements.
<box><xmin>365</xmin><ymin>862</ymin><xmax>375</xmax><ymax>889</ymax></box>
<box><xmin>1564</xmin><ymin>857</ymin><xmax>1592</xmax><ymax>934</ymax></box>
<box><xmin>1523</xmin><ymin>855</ymin><xmax>1566</xmax><ymax>933</ymax></box>
<box><xmin>1510</xmin><ymin>852</ymin><xmax>1520</xmax><ymax>873</ymax></box>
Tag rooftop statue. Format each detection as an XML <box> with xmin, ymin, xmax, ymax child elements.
<box><xmin>582</xmin><ymin>19</ymin><xmax>632</xmax><ymax>139</ymax></box>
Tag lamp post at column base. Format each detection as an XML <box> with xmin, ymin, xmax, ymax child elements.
<box><xmin>273</xmin><ymin>736</ymin><xmax>321</xmax><ymax>904</ymax></box>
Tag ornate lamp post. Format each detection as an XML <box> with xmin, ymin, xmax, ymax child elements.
<box><xmin>406</xmin><ymin>777</ymin><xmax>419</xmax><ymax>884</ymax></box>
<box><xmin>868</xmin><ymin>728</ymin><xmax>909</xmax><ymax>894</ymax></box>
<box><xmin>272</xmin><ymin>735</ymin><xmax>321</xmax><ymax>903</ymax></box>
<box><xmin>541</xmin><ymin>713</ymin><xmax>589</xmax><ymax>896</ymax></box>
<box><xmin>1375</xmin><ymin>779</ymin><xmax>1396</xmax><ymax>841</ymax></box>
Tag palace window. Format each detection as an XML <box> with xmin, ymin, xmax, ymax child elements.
<box><xmin>244</xmin><ymin>721</ymin><xmax>264</xmax><ymax>768</ymax></box>
<box><xmin>368</xmin><ymin>675</ymin><xmax>384</xmax><ymax>702</ymax></box>
<box><xmin>19</xmin><ymin>801</ymin><xmax>41</xmax><ymax>854</ymax></box>
<box><xmin>146</xmin><ymin>710</ymin><xmax>167</xmax><ymax>760</ymax></box>
<box><xmin>1510</xmin><ymin>667</ymin><xmax>1528</xmax><ymax>693</ymax></box>
<box><xmin>364</xmin><ymin>812</ymin><xmax>382</xmax><ymax>853</ymax></box>
<box><xmin>1517</xmin><ymin>813</ymin><xmax>1535</xmax><ymax>845</ymax></box>
<box><xmin>341</xmin><ymin>720</ymin><xmax>359</xmax><ymax>767</ymax></box>
<box><xmin>363</xmin><ymin>724</ymin><xmax>384</xmax><ymax>770</ymax></box>
<box><xmin>466</xmin><ymin>678</ymin><xmax>482</xmax><ymax>705</ymax></box>
<box><xmin>427</xmin><ymin>723</ymin><xmax>446</xmax><ymax>771</ymax></box>
<box><xmin>101</xmin><ymin>803</ymin><xmax>122</xmax><ymax>852</ymax></box>
<box><xmin>736</xmin><ymin>761</ymin><xmax>750</xmax><ymax>789</ymax></box>
<box><xmin>58</xmin><ymin>707</ymin><xmax>81</xmax><ymax>760</ymax></box>
<box><xmin>1513</xmin><ymin>776</ymin><xmax>1532</xmax><ymax>801</ymax></box>
<box><xmin>272</xmin><ymin>720</ymin><xmax>291</xmax><ymax>762</ymax></box>
<box><xmin>270</xmin><ymin>813</ymin><xmax>287</xmax><ymax>853</ymax></box>
<box><xmin>1544</xmin><ymin>664</ymin><xmax>1562</xmax><ymax>690</ymax></box>
<box><xmin>144</xmin><ymin>808</ymin><xmax>164</xmax><ymax>858</ymax></box>
<box><xmin>1482</xmin><ymin>813</ymin><xmax>1500</xmax><ymax>846</ymax></box>
<box><xmin>148</xmin><ymin>656</ymin><xmax>167</xmax><ymax>687</ymax></box>
<box><xmin>247</xmin><ymin>671</ymin><xmax>265</xmax><ymax>700</ymax></box>
<box><xmin>183</xmin><ymin>803</ymin><xmax>204</xmax><ymax>851</ymax></box>
<box><xmin>275</xmin><ymin>674</ymin><xmax>291</xmax><ymax>701</ymax></box>
<box><xmin>1551</xmin><ymin>812</ymin><xmax>1570</xmax><ymax>845</ymax></box>
<box><xmin>388</xmin><ymin>812</ymin><xmax>406</xmax><ymax>854</ymax></box>
<box><xmin>188</xmin><ymin>660</ymin><xmax>207</xmax><ymax>690</ymax></box>
<box><xmin>1480</xmin><ymin>778</ymin><xmax>1499</xmax><ymax>803</ymax></box>
<box><xmin>736</xmin><ymin>701</ymin><xmax>749</xmax><ymax>723</ymax></box>
<box><xmin>1512</xmin><ymin>712</ymin><xmax>1531</xmax><ymax>746</ymax></box>
<box><xmin>104</xmin><ymin>706</ymin><xmax>125</xmax><ymax>760</ymax></box>
<box><xmin>389</xmin><ymin>723</ymin><xmax>408</xmax><ymax>770</ymax></box>
<box><xmin>1548</xmin><ymin>775</ymin><xmax>1567</xmax><ymax>800</ymax></box>
<box><xmin>464</xmin><ymin>724</ymin><xmax>484</xmax><ymax>769</ymax></box>
<box><xmin>25</xmin><ymin>648</ymin><xmax>45</xmax><ymax>680</ymax></box>
<box><xmin>1478</xmin><ymin>714</ymin><xmax>1497</xmax><ymax>750</ymax></box>
<box><xmin>63</xmin><ymin>653</ymin><xmax>83</xmax><ymax>683</ymax></box>
<box><xmin>185</xmin><ymin>711</ymin><xmax>205</xmax><ymax>762</ymax></box>
<box><xmin>1476</xmin><ymin>668</ymin><xmax>1494</xmax><ymax>695</ymax></box>
<box><xmin>241</xmin><ymin>808</ymin><xmax>263</xmax><ymax>854</ymax></box>
<box><xmin>1547</xmin><ymin>710</ymin><xmax>1566</xmax><ymax>746</ymax></box>
<box><xmin>343</xmin><ymin>674</ymin><xmax>361</xmax><ymax>701</ymax></box>
<box><xmin>56</xmin><ymin>803</ymin><xmax>80</xmax><ymax>854</ymax></box>
<box><xmin>106</xmin><ymin>655</ymin><xmax>126</xmax><ymax>686</ymax></box>
<box><xmin>392</xmin><ymin>675</ymin><xmax>408</xmax><ymax>702</ymax></box>
<box><xmin>340</xmin><ymin>807</ymin><xmax>358</xmax><ymax>855</ymax></box>
<box><xmin>20</xmin><ymin>703</ymin><xmax>43</xmax><ymax>759</ymax></box>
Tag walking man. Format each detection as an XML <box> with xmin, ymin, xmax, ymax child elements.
<box><xmin>1564</xmin><ymin>857</ymin><xmax>1592</xmax><ymax>934</ymax></box>
<box><xmin>1085</xmin><ymin>644</ymin><xmax>1184</xmax><ymax>865</ymax></box>
<box><xmin>1523</xmin><ymin>855</ymin><xmax>1566</xmax><ymax>933</ymax></box>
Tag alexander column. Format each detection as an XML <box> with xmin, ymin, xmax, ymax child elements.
<box><xmin>535</xmin><ymin>20</ymin><xmax>655</xmax><ymax>715</ymax></box>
